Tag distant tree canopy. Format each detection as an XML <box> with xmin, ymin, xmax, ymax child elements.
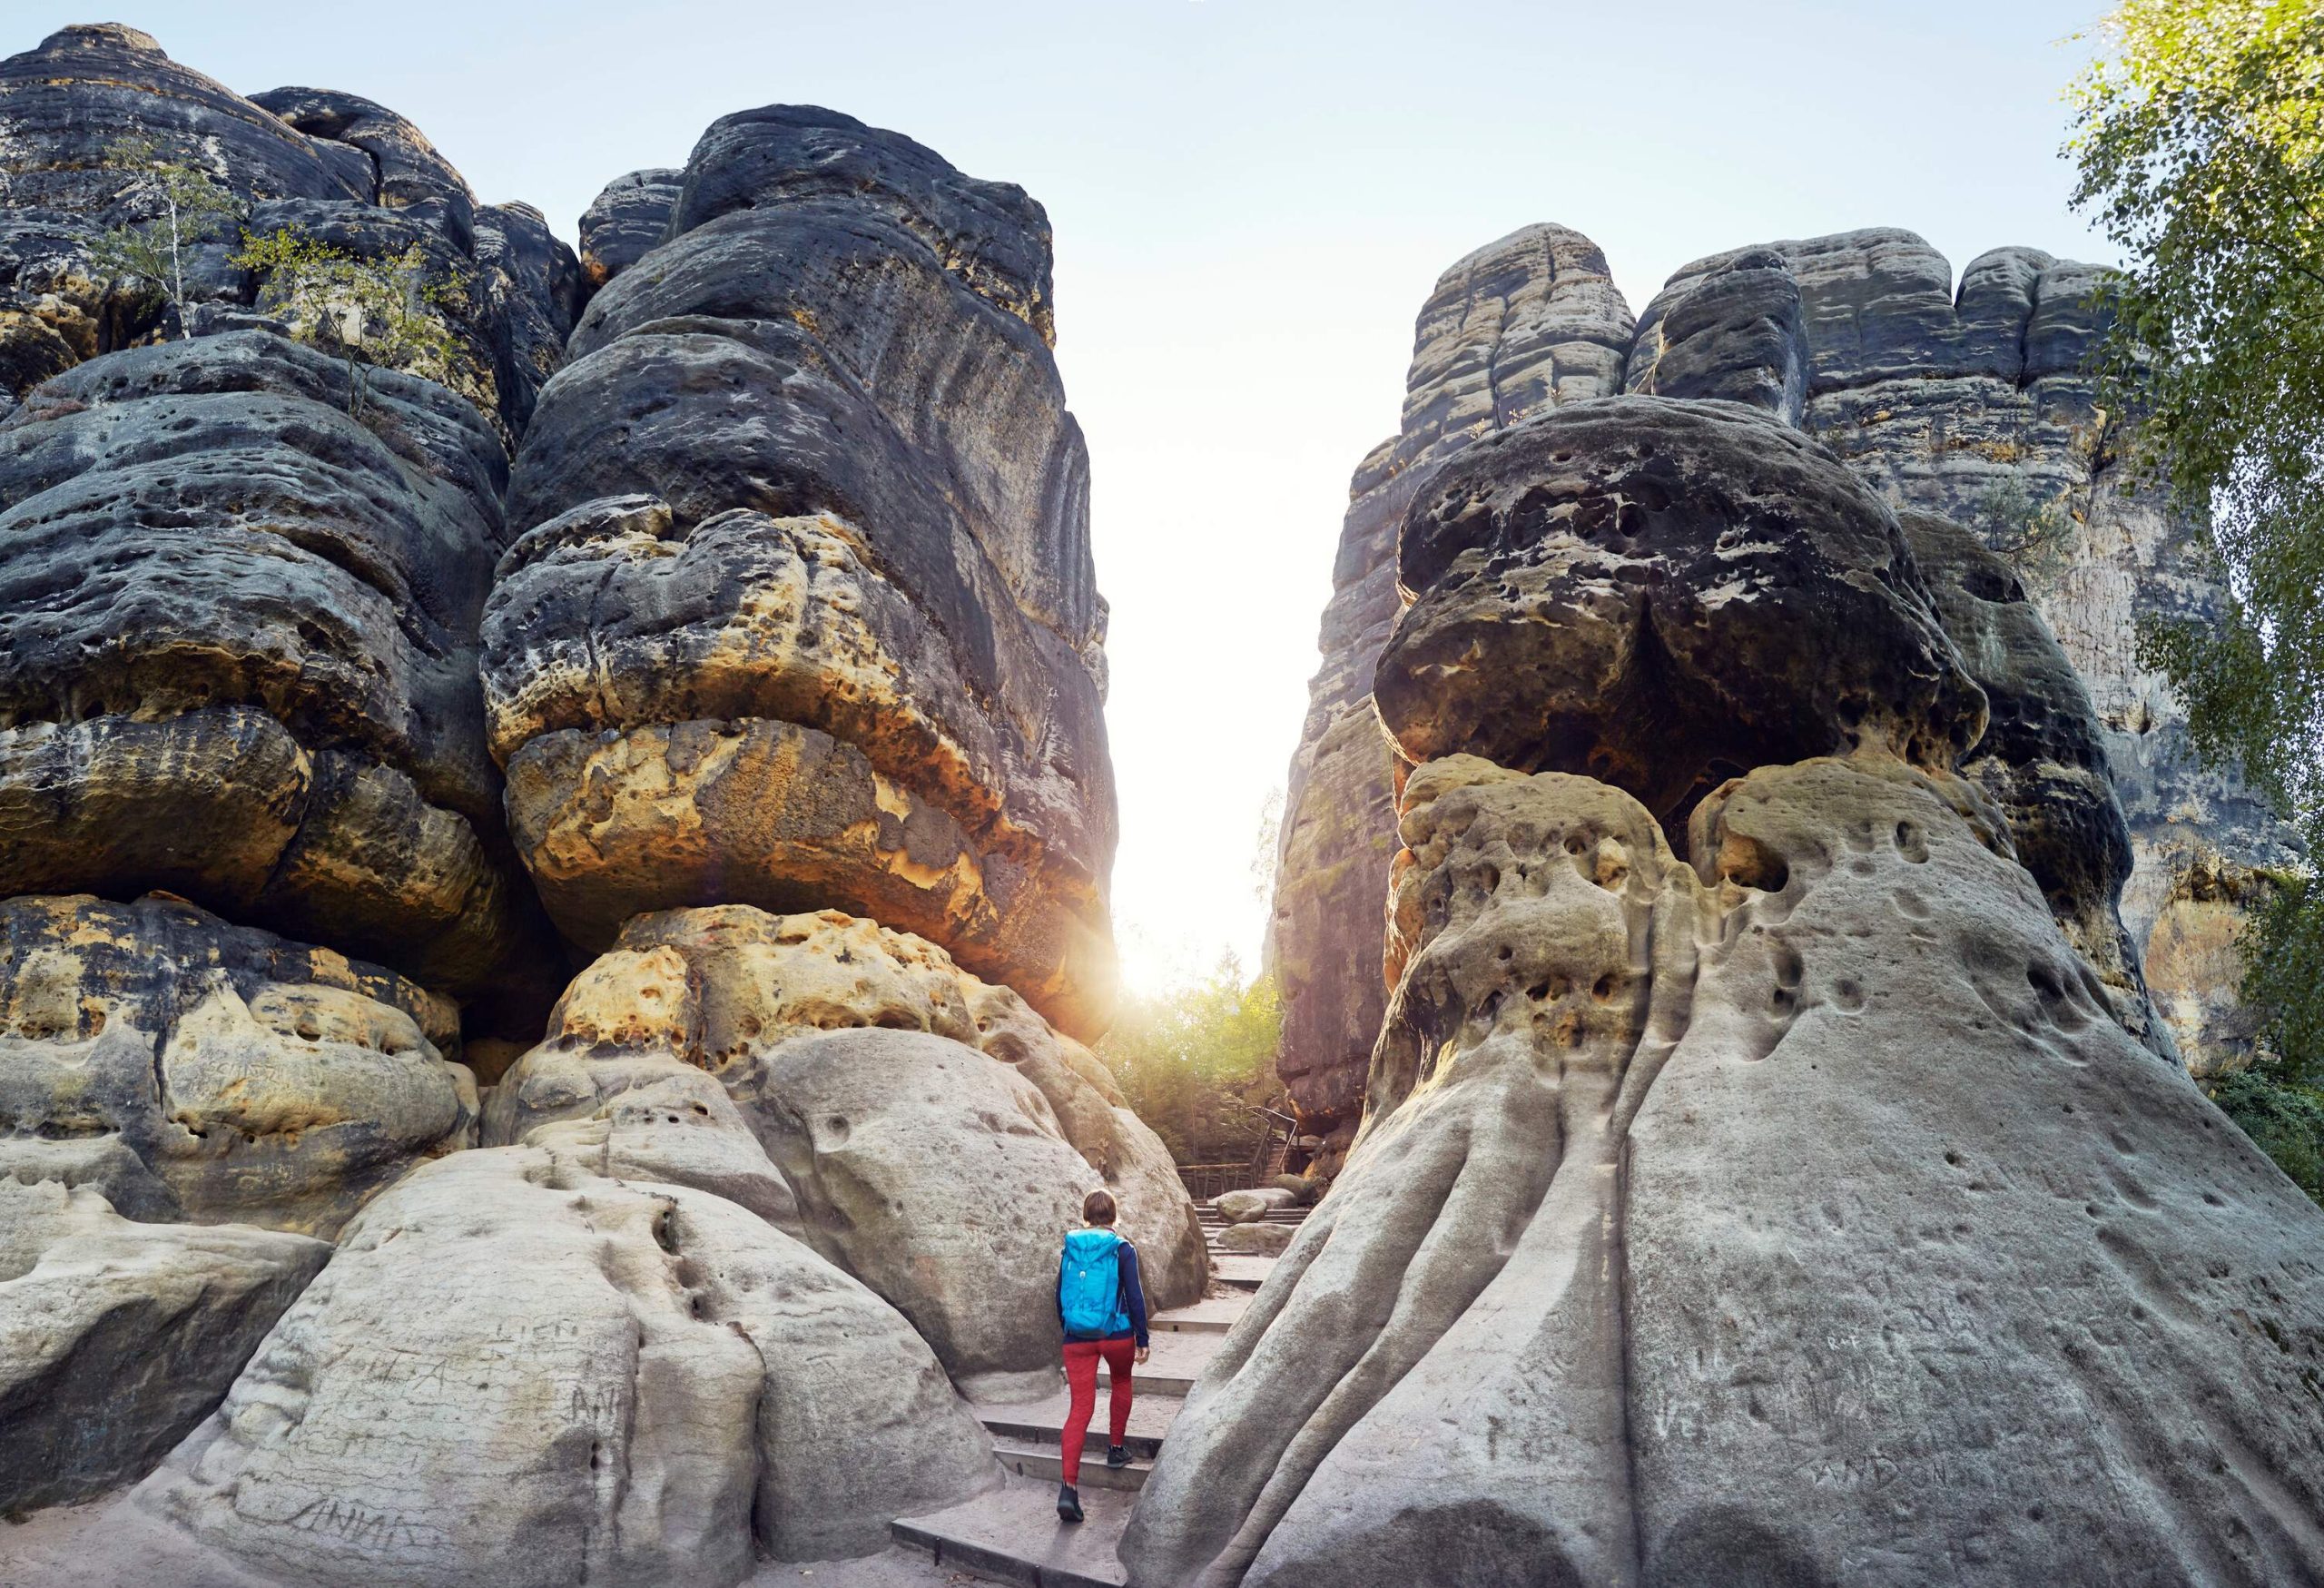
<box><xmin>2071</xmin><ymin>0</ymin><xmax>2324</xmax><ymax>1200</ymax></box>
<box><xmin>1094</xmin><ymin>961</ymin><xmax>1283</xmax><ymax>1167</ymax></box>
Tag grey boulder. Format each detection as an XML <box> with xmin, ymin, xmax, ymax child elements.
<box><xmin>139</xmin><ymin>1146</ymin><xmax>999</xmax><ymax>1583</ymax></box>
<box><xmin>0</xmin><ymin>1179</ymin><xmax>328</xmax><ymax>1514</ymax></box>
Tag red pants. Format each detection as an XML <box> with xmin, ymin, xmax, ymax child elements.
<box><xmin>1059</xmin><ymin>1336</ymin><xmax>1135</xmax><ymax>1486</ymax></box>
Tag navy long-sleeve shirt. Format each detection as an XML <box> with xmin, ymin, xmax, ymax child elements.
<box><xmin>1056</xmin><ymin>1233</ymin><xmax>1149</xmax><ymax>1347</ymax></box>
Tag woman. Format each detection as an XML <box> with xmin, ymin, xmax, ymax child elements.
<box><xmin>1053</xmin><ymin>1188</ymin><xmax>1149</xmax><ymax>1523</ymax></box>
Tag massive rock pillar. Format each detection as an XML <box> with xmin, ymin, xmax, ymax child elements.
<box><xmin>1128</xmin><ymin>392</ymin><xmax>2324</xmax><ymax>1588</ymax></box>
<box><xmin>1269</xmin><ymin>223</ymin><xmax>2289</xmax><ymax>1169</ymax></box>
<box><xmin>1268</xmin><ymin>224</ymin><xmax>1635</xmax><ymax>1173</ymax></box>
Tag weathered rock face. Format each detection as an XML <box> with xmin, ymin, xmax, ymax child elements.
<box><xmin>1375</xmin><ymin>396</ymin><xmax>1986</xmax><ymax>821</ymax></box>
<box><xmin>1129</xmin><ymin>744</ymin><xmax>2324</xmax><ymax>1588</ymax></box>
<box><xmin>0</xmin><ymin>43</ymin><xmax>1170</xmax><ymax>1583</ymax></box>
<box><xmin>576</xmin><ymin>167</ymin><xmax>681</xmax><ymax>288</ymax></box>
<box><xmin>497</xmin><ymin>105</ymin><xmax>1117</xmax><ymax>1039</ymax></box>
<box><xmin>1625</xmin><ymin>228</ymin><xmax>2296</xmax><ymax>1070</ymax></box>
<box><xmin>1268</xmin><ymin>224</ymin><xmax>1634</xmax><ymax>1162</ymax></box>
<box><xmin>0</xmin><ymin>26</ymin><xmax>582</xmax><ymax>440</ymax></box>
<box><xmin>1900</xmin><ymin>508</ymin><xmax>2173</xmax><ymax>1058</ymax></box>
<box><xmin>0</xmin><ymin>1178</ymin><xmax>328</xmax><ymax>1514</ymax></box>
<box><xmin>1166</xmin><ymin>364</ymin><xmax>2324</xmax><ymax>1582</ymax></box>
<box><xmin>0</xmin><ymin>23</ymin><xmax>360</xmax><ymax>406</ymax></box>
<box><xmin>0</xmin><ymin>895</ymin><xmax>475</xmax><ymax>1237</ymax></box>
<box><xmin>485</xmin><ymin>905</ymin><xmax>1205</xmax><ymax>1394</ymax></box>
<box><xmin>1272</xmin><ymin>224</ymin><xmax>2290</xmax><ymax>1151</ymax></box>
<box><xmin>0</xmin><ymin>331</ymin><xmax>564</xmax><ymax>1041</ymax></box>
<box><xmin>139</xmin><ymin>1146</ymin><xmax>999</xmax><ymax>1585</ymax></box>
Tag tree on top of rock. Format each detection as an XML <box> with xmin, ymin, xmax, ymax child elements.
<box><xmin>231</xmin><ymin>226</ymin><xmax>466</xmax><ymax>417</ymax></box>
<box><xmin>88</xmin><ymin>136</ymin><xmax>243</xmax><ymax>339</ymax></box>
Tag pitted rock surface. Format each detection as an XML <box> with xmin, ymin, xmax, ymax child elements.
<box><xmin>0</xmin><ymin>894</ymin><xmax>475</xmax><ymax>1237</ymax></box>
<box><xmin>1374</xmin><ymin>395</ymin><xmax>1986</xmax><ymax>825</ymax></box>
<box><xmin>1271</xmin><ymin>222</ymin><xmax>2294</xmax><ymax>1149</ymax></box>
<box><xmin>485</xmin><ymin>905</ymin><xmax>1204</xmax><ymax>1390</ymax></box>
<box><xmin>1267</xmin><ymin>223</ymin><xmax>1634</xmax><ymax>1159</ymax></box>
<box><xmin>0</xmin><ymin>332</ymin><xmax>563</xmax><ymax>1037</ymax></box>
<box><xmin>1626</xmin><ymin>228</ymin><xmax>2299</xmax><ymax>1069</ymax></box>
<box><xmin>1126</xmin><ymin>755</ymin><xmax>2324</xmax><ymax>1588</ymax></box>
<box><xmin>482</xmin><ymin>498</ymin><xmax>1111</xmax><ymax>1022</ymax></box>
<box><xmin>501</xmin><ymin>105</ymin><xmax>1116</xmax><ymax>1036</ymax></box>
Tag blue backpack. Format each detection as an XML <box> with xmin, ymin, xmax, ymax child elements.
<box><xmin>1059</xmin><ymin>1228</ymin><xmax>1130</xmax><ymax>1340</ymax></box>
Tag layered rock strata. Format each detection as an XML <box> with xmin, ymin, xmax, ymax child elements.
<box><xmin>1271</xmin><ymin>224</ymin><xmax>2287</xmax><ymax>1149</ymax></box>
<box><xmin>1268</xmin><ymin>224</ymin><xmax>1633</xmax><ymax>1168</ymax></box>
<box><xmin>0</xmin><ymin>25</ymin><xmax>583</xmax><ymax>439</ymax></box>
<box><xmin>1624</xmin><ymin>230</ymin><xmax>2296</xmax><ymax>1069</ymax></box>
<box><xmin>0</xmin><ymin>34</ymin><xmax>1176</xmax><ymax>1581</ymax></box>
<box><xmin>0</xmin><ymin>331</ymin><xmax>564</xmax><ymax>1043</ymax></box>
<box><xmin>497</xmin><ymin>105</ymin><xmax>1118</xmax><ymax>1040</ymax></box>
<box><xmin>576</xmin><ymin>168</ymin><xmax>681</xmax><ymax>287</ymax></box>
<box><xmin>0</xmin><ymin>894</ymin><xmax>474</xmax><ymax>1237</ymax></box>
<box><xmin>1129</xmin><ymin>398</ymin><xmax>2324</xmax><ymax>1588</ymax></box>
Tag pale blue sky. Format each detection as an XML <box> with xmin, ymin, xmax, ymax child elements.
<box><xmin>37</xmin><ymin>2</ymin><xmax>2120</xmax><ymax>991</ymax></box>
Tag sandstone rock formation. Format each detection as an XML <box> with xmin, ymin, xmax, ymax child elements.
<box><xmin>141</xmin><ymin>1146</ymin><xmax>999</xmax><ymax>1583</ymax></box>
<box><xmin>1133</xmin><ymin>396</ymin><xmax>2324</xmax><ymax>1586</ymax></box>
<box><xmin>576</xmin><ymin>168</ymin><xmax>680</xmax><ymax>287</ymax></box>
<box><xmin>0</xmin><ymin>895</ymin><xmax>475</xmax><ymax>1236</ymax></box>
<box><xmin>1622</xmin><ymin>229</ymin><xmax>2293</xmax><ymax>1069</ymax></box>
<box><xmin>485</xmin><ymin>905</ymin><xmax>1204</xmax><ymax>1395</ymax></box>
<box><xmin>2</xmin><ymin>31</ymin><xmax>1171</xmax><ymax>1581</ymax></box>
<box><xmin>1269</xmin><ymin>224</ymin><xmax>1634</xmax><ymax>1170</ymax></box>
<box><xmin>497</xmin><ymin>104</ymin><xmax>1118</xmax><ymax>1040</ymax></box>
<box><xmin>1374</xmin><ymin>398</ymin><xmax>1984</xmax><ymax>814</ymax></box>
<box><xmin>0</xmin><ymin>331</ymin><xmax>566</xmax><ymax>1044</ymax></box>
<box><xmin>0</xmin><ymin>25</ymin><xmax>582</xmax><ymax>439</ymax></box>
<box><xmin>1270</xmin><ymin>224</ymin><xmax>2292</xmax><ymax>1156</ymax></box>
<box><xmin>0</xmin><ymin>1178</ymin><xmax>328</xmax><ymax>1514</ymax></box>
<box><xmin>1901</xmin><ymin>508</ymin><xmax>2173</xmax><ymax>1056</ymax></box>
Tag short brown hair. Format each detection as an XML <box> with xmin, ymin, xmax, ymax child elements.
<box><xmin>1082</xmin><ymin>1189</ymin><xmax>1117</xmax><ymax>1226</ymax></box>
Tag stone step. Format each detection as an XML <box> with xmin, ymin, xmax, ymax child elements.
<box><xmin>1195</xmin><ymin>1209</ymin><xmax>1307</xmax><ymax>1223</ymax></box>
<box><xmin>993</xmin><ymin>1438</ymin><xmax>1151</xmax><ymax>1492</ymax></box>
<box><xmin>891</xmin><ymin>1473</ymin><xmax>1130</xmax><ymax>1587</ymax></box>
<box><xmin>1149</xmin><ymin>1297</ymin><xmax>1242</xmax><ymax>1333</ymax></box>
<box><xmin>1210</xmin><ymin>1254</ymin><xmax>1275</xmax><ymax>1290</ymax></box>
<box><xmin>1094</xmin><ymin>1329</ymin><xmax>1226</xmax><ymax>1396</ymax></box>
<box><xmin>971</xmin><ymin>1384</ymin><xmax>1185</xmax><ymax>1457</ymax></box>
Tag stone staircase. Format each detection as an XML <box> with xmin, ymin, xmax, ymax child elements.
<box><xmin>872</xmin><ymin>1203</ymin><xmax>1312</xmax><ymax>1587</ymax></box>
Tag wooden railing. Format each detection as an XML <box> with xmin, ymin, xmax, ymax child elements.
<box><xmin>1177</xmin><ymin>1162</ymin><xmax>1256</xmax><ymax>1202</ymax></box>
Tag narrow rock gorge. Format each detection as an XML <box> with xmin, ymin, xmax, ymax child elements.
<box><xmin>3</xmin><ymin>18</ymin><xmax>2320</xmax><ymax>1588</ymax></box>
<box><xmin>0</xmin><ymin>21</ymin><xmax>1196</xmax><ymax>1585</ymax></box>
<box><xmin>1269</xmin><ymin>224</ymin><xmax>2298</xmax><ymax>1170</ymax></box>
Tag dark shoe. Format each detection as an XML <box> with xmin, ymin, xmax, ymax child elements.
<box><xmin>1106</xmin><ymin>1444</ymin><xmax>1131</xmax><ymax>1468</ymax></box>
<box><xmin>1057</xmin><ymin>1482</ymin><xmax>1083</xmax><ymax>1523</ymax></box>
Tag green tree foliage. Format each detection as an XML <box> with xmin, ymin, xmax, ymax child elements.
<box><xmin>1094</xmin><ymin>961</ymin><xmax>1283</xmax><ymax>1166</ymax></box>
<box><xmin>2210</xmin><ymin>1069</ymin><xmax>2324</xmax><ymax>1204</ymax></box>
<box><xmin>230</xmin><ymin>227</ymin><xmax>466</xmax><ymax>417</ymax></box>
<box><xmin>88</xmin><ymin>136</ymin><xmax>242</xmax><ymax>336</ymax></box>
<box><xmin>2070</xmin><ymin>1</ymin><xmax>2324</xmax><ymax>1090</ymax></box>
